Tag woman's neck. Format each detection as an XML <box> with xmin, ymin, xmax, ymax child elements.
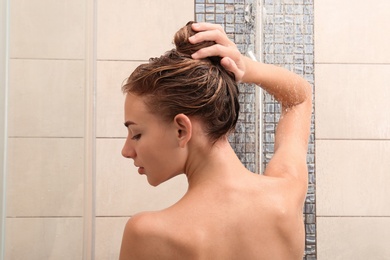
<box><xmin>184</xmin><ymin>136</ymin><xmax>249</xmax><ymax>189</ymax></box>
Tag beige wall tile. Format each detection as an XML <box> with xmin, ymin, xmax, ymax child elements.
<box><xmin>315</xmin><ymin>0</ymin><xmax>390</xmax><ymax>63</ymax></box>
<box><xmin>8</xmin><ymin>59</ymin><xmax>85</xmax><ymax>137</ymax></box>
<box><xmin>96</xmin><ymin>138</ymin><xmax>188</xmax><ymax>216</ymax></box>
<box><xmin>97</xmin><ymin>61</ymin><xmax>144</xmax><ymax>138</ymax></box>
<box><xmin>6</xmin><ymin>138</ymin><xmax>83</xmax><ymax>217</ymax></box>
<box><xmin>315</xmin><ymin>64</ymin><xmax>390</xmax><ymax>140</ymax></box>
<box><xmin>95</xmin><ymin>217</ymin><xmax>128</xmax><ymax>260</ymax></box>
<box><xmin>97</xmin><ymin>0</ymin><xmax>194</xmax><ymax>60</ymax></box>
<box><xmin>316</xmin><ymin>140</ymin><xmax>390</xmax><ymax>216</ymax></box>
<box><xmin>10</xmin><ymin>0</ymin><xmax>85</xmax><ymax>59</ymax></box>
<box><xmin>5</xmin><ymin>217</ymin><xmax>83</xmax><ymax>260</ymax></box>
<box><xmin>317</xmin><ymin>217</ymin><xmax>390</xmax><ymax>260</ymax></box>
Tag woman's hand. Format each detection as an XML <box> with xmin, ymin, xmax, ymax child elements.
<box><xmin>189</xmin><ymin>22</ymin><xmax>247</xmax><ymax>82</ymax></box>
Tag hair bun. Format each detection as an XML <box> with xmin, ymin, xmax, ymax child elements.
<box><xmin>174</xmin><ymin>21</ymin><xmax>216</xmax><ymax>57</ymax></box>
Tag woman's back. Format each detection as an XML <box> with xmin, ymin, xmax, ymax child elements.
<box><xmin>165</xmin><ymin>174</ymin><xmax>305</xmax><ymax>260</ymax></box>
<box><xmin>120</xmin><ymin>143</ymin><xmax>306</xmax><ymax>260</ymax></box>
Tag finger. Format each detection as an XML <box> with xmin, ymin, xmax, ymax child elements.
<box><xmin>221</xmin><ymin>57</ymin><xmax>237</xmax><ymax>71</ymax></box>
<box><xmin>221</xmin><ymin>57</ymin><xmax>244</xmax><ymax>82</ymax></box>
<box><xmin>189</xmin><ymin>29</ymin><xmax>232</xmax><ymax>46</ymax></box>
<box><xmin>191</xmin><ymin>44</ymin><xmax>241</xmax><ymax>61</ymax></box>
<box><xmin>191</xmin><ymin>44</ymin><xmax>228</xmax><ymax>59</ymax></box>
<box><xmin>191</xmin><ymin>22</ymin><xmax>224</xmax><ymax>33</ymax></box>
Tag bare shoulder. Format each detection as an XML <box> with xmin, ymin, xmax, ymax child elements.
<box><xmin>119</xmin><ymin>211</ymin><xmax>196</xmax><ymax>260</ymax></box>
<box><xmin>119</xmin><ymin>212</ymin><xmax>158</xmax><ymax>260</ymax></box>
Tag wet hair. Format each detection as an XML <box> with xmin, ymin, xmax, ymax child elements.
<box><xmin>122</xmin><ymin>21</ymin><xmax>239</xmax><ymax>143</ymax></box>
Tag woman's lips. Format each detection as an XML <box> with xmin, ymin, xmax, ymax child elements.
<box><xmin>138</xmin><ymin>167</ymin><xmax>145</xmax><ymax>174</ymax></box>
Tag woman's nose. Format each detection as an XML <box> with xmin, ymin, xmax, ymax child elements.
<box><xmin>121</xmin><ymin>139</ymin><xmax>136</xmax><ymax>159</ymax></box>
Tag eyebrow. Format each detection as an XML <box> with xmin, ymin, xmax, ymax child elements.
<box><xmin>124</xmin><ymin>121</ymin><xmax>136</xmax><ymax>128</ymax></box>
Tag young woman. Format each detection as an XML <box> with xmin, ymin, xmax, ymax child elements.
<box><xmin>119</xmin><ymin>21</ymin><xmax>312</xmax><ymax>260</ymax></box>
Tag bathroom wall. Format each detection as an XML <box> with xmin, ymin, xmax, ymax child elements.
<box><xmin>7</xmin><ymin>0</ymin><xmax>390</xmax><ymax>259</ymax></box>
<box><xmin>195</xmin><ymin>0</ymin><xmax>259</xmax><ymax>173</ymax></box>
<box><xmin>94</xmin><ymin>1</ymin><xmax>192</xmax><ymax>259</ymax></box>
<box><xmin>261</xmin><ymin>1</ymin><xmax>316</xmax><ymax>258</ymax></box>
<box><xmin>0</xmin><ymin>0</ymin><xmax>7</xmax><ymax>257</ymax></box>
<box><xmin>5</xmin><ymin>1</ymin><xmax>86</xmax><ymax>258</ymax></box>
<box><xmin>4</xmin><ymin>0</ymin><xmax>315</xmax><ymax>258</ymax></box>
<box><xmin>315</xmin><ymin>0</ymin><xmax>390</xmax><ymax>259</ymax></box>
<box><xmin>5</xmin><ymin>0</ymin><xmax>192</xmax><ymax>259</ymax></box>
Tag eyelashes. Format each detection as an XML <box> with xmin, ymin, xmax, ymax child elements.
<box><xmin>131</xmin><ymin>134</ymin><xmax>141</xmax><ymax>141</ymax></box>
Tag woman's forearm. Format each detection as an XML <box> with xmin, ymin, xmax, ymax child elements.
<box><xmin>242</xmin><ymin>56</ymin><xmax>311</xmax><ymax>107</ymax></box>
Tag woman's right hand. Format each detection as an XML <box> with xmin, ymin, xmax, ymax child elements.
<box><xmin>189</xmin><ymin>22</ymin><xmax>248</xmax><ymax>83</ymax></box>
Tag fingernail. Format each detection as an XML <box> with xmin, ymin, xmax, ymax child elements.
<box><xmin>192</xmin><ymin>23</ymin><xmax>199</xmax><ymax>29</ymax></box>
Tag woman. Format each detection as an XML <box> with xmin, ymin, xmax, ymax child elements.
<box><xmin>120</xmin><ymin>22</ymin><xmax>312</xmax><ymax>260</ymax></box>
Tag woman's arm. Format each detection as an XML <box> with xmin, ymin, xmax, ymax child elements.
<box><xmin>190</xmin><ymin>22</ymin><xmax>312</xmax><ymax>195</ymax></box>
<box><xmin>190</xmin><ymin>22</ymin><xmax>311</xmax><ymax>109</ymax></box>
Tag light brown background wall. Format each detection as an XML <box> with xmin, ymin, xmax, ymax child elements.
<box><xmin>5</xmin><ymin>0</ymin><xmax>390</xmax><ymax>259</ymax></box>
<box><xmin>6</xmin><ymin>1</ymin><xmax>193</xmax><ymax>259</ymax></box>
<box><xmin>315</xmin><ymin>0</ymin><xmax>390</xmax><ymax>259</ymax></box>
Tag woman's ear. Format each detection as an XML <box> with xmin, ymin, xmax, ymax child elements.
<box><xmin>173</xmin><ymin>114</ymin><xmax>192</xmax><ymax>148</ymax></box>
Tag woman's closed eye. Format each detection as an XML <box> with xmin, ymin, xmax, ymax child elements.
<box><xmin>131</xmin><ymin>134</ymin><xmax>141</xmax><ymax>141</ymax></box>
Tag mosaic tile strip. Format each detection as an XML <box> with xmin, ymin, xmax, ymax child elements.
<box><xmin>262</xmin><ymin>0</ymin><xmax>316</xmax><ymax>259</ymax></box>
<box><xmin>195</xmin><ymin>0</ymin><xmax>316</xmax><ymax>259</ymax></box>
<box><xmin>195</xmin><ymin>0</ymin><xmax>258</xmax><ymax>173</ymax></box>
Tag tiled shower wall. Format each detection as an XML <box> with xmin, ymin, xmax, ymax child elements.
<box><xmin>262</xmin><ymin>0</ymin><xmax>316</xmax><ymax>259</ymax></box>
<box><xmin>5</xmin><ymin>1</ymin><xmax>390</xmax><ymax>259</ymax></box>
<box><xmin>315</xmin><ymin>0</ymin><xmax>390</xmax><ymax>259</ymax></box>
<box><xmin>195</xmin><ymin>0</ymin><xmax>316</xmax><ymax>259</ymax></box>
<box><xmin>196</xmin><ymin>0</ymin><xmax>259</xmax><ymax>174</ymax></box>
<box><xmin>3</xmin><ymin>0</ymin><xmax>317</xmax><ymax>259</ymax></box>
<box><xmin>5</xmin><ymin>1</ymin><xmax>193</xmax><ymax>259</ymax></box>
